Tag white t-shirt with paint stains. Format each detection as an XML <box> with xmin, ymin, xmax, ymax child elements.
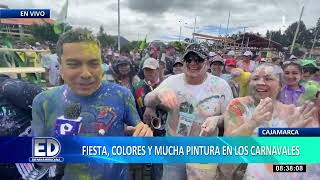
<box><xmin>155</xmin><ymin>73</ymin><xmax>233</xmax><ymax>136</ymax></box>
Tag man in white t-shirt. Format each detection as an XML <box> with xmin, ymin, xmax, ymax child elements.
<box><xmin>144</xmin><ymin>44</ymin><xmax>233</xmax><ymax>180</ymax></box>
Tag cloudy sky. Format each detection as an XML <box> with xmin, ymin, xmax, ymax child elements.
<box><xmin>1</xmin><ymin>0</ymin><xmax>319</xmax><ymax>41</ymax></box>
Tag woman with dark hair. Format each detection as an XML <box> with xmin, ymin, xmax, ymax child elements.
<box><xmin>279</xmin><ymin>60</ymin><xmax>320</xmax><ymax>109</ymax></box>
<box><xmin>279</xmin><ymin>61</ymin><xmax>304</xmax><ymax>106</ymax></box>
<box><xmin>109</xmin><ymin>56</ymin><xmax>140</xmax><ymax>91</ymax></box>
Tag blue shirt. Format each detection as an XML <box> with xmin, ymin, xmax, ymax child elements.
<box><xmin>31</xmin><ymin>81</ymin><xmax>140</xmax><ymax>180</ymax></box>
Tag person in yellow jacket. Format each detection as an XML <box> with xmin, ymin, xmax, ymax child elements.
<box><xmin>231</xmin><ymin>68</ymin><xmax>251</xmax><ymax>97</ymax></box>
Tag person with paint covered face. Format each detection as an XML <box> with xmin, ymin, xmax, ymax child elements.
<box><xmin>144</xmin><ymin>43</ymin><xmax>233</xmax><ymax>180</ymax></box>
<box><xmin>223</xmin><ymin>63</ymin><xmax>318</xmax><ymax>180</ymax></box>
<box><xmin>31</xmin><ymin>28</ymin><xmax>152</xmax><ymax>180</ymax></box>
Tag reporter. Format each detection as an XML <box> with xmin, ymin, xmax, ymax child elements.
<box><xmin>31</xmin><ymin>28</ymin><xmax>152</xmax><ymax>180</ymax></box>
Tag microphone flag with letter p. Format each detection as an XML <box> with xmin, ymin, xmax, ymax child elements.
<box><xmin>54</xmin><ymin>103</ymin><xmax>82</xmax><ymax>136</ymax></box>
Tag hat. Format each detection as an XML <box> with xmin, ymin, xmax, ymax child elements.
<box><xmin>210</xmin><ymin>55</ymin><xmax>224</xmax><ymax>66</ymax></box>
<box><xmin>217</xmin><ymin>50</ymin><xmax>224</xmax><ymax>56</ymax></box>
<box><xmin>115</xmin><ymin>56</ymin><xmax>131</xmax><ymax>66</ymax></box>
<box><xmin>243</xmin><ymin>50</ymin><xmax>253</xmax><ymax>56</ymax></box>
<box><xmin>260</xmin><ymin>58</ymin><xmax>267</xmax><ymax>62</ymax></box>
<box><xmin>183</xmin><ymin>43</ymin><xmax>209</xmax><ymax>61</ymax></box>
<box><xmin>173</xmin><ymin>57</ymin><xmax>183</xmax><ymax>66</ymax></box>
<box><xmin>143</xmin><ymin>57</ymin><xmax>159</xmax><ymax>69</ymax></box>
<box><xmin>227</xmin><ymin>50</ymin><xmax>235</xmax><ymax>56</ymax></box>
<box><xmin>300</xmin><ymin>59</ymin><xmax>319</xmax><ymax>69</ymax></box>
<box><xmin>209</xmin><ymin>52</ymin><xmax>216</xmax><ymax>57</ymax></box>
<box><xmin>225</xmin><ymin>58</ymin><xmax>236</xmax><ymax>66</ymax></box>
<box><xmin>289</xmin><ymin>55</ymin><xmax>297</xmax><ymax>60</ymax></box>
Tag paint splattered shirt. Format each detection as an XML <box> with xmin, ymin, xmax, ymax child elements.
<box><xmin>224</xmin><ymin>96</ymin><xmax>320</xmax><ymax>180</ymax></box>
<box><xmin>153</xmin><ymin>73</ymin><xmax>233</xmax><ymax>179</ymax></box>
<box><xmin>155</xmin><ymin>73</ymin><xmax>233</xmax><ymax>137</ymax></box>
<box><xmin>31</xmin><ymin>81</ymin><xmax>140</xmax><ymax>180</ymax></box>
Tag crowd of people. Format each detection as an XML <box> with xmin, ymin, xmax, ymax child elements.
<box><xmin>0</xmin><ymin>28</ymin><xmax>319</xmax><ymax>180</ymax></box>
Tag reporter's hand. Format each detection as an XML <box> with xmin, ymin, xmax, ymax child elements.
<box><xmin>126</xmin><ymin>122</ymin><xmax>153</xmax><ymax>136</ymax></box>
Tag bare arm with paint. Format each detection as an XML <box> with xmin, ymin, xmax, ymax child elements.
<box><xmin>145</xmin><ymin>87</ymin><xmax>178</xmax><ymax>107</ymax></box>
<box><xmin>224</xmin><ymin>97</ymin><xmax>273</xmax><ymax>136</ymax></box>
<box><xmin>144</xmin><ymin>76</ymin><xmax>179</xmax><ymax>110</ymax></box>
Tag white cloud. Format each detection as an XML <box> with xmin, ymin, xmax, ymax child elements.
<box><xmin>1</xmin><ymin>0</ymin><xmax>319</xmax><ymax>42</ymax></box>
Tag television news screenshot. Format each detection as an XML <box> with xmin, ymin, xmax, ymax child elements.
<box><xmin>0</xmin><ymin>0</ymin><xmax>319</xmax><ymax>179</ymax></box>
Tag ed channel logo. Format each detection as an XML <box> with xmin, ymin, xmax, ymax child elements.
<box><xmin>29</xmin><ymin>137</ymin><xmax>64</xmax><ymax>163</ymax></box>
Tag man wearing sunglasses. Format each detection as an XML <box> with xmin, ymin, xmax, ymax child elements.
<box><xmin>144</xmin><ymin>44</ymin><xmax>233</xmax><ymax>179</ymax></box>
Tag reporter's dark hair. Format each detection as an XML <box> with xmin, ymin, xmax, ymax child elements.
<box><xmin>56</xmin><ymin>28</ymin><xmax>100</xmax><ymax>63</ymax></box>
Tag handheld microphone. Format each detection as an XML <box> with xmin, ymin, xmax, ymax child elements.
<box><xmin>54</xmin><ymin>103</ymin><xmax>82</xmax><ymax>136</ymax></box>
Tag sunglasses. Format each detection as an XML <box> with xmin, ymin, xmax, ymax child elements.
<box><xmin>184</xmin><ymin>54</ymin><xmax>205</xmax><ymax>64</ymax></box>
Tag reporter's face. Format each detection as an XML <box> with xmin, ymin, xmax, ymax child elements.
<box><xmin>60</xmin><ymin>42</ymin><xmax>103</xmax><ymax>96</ymax></box>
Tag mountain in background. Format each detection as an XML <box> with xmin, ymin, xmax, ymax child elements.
<box><xmin>111</xmin><ymin>35</ymin><xmax>130</xmax><ymax>47</ymax></box>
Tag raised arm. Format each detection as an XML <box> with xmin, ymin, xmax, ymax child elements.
<box><xmin>224</xmin><ymin>98</ymin><xmax>273</xmax><ymax>136</ymax></box>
